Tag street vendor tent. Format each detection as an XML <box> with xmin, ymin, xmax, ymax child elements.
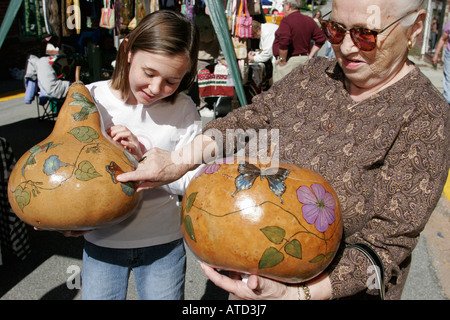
<box><xmin>0</xmin><ymin>0</ymin><xmax>247</xmax><ymax>106</ymax></box>
<box><xmin>203</xmin><ymin>0</ymin><xmax>247</xmax><ymax>107</ymax></box>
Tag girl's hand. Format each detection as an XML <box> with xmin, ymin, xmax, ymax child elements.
<box><xmin>33</xmin><ymin>227</ymin><xmax>93</xmax><ymax>237</ymax></box>
<box><xmin>107</xmin><ymin>125</ymin><xmax>144</xmax><ymax>160</ymax></box>
<box><xmin>58</xmin><ymin>230</ymin><xmax>93</xmax><ymax>237</ymax></box>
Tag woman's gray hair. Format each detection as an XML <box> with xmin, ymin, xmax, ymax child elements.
<box><xmin>285</xmin><ymin>0</ymin><xmax>303</xmax><ymax>10</ymax></box>
<box><xmin>393</xmin><ymin>0</ymin><xmax>426</xmax><ymax>26</ymax></box>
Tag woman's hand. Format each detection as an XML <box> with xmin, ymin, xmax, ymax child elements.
<box><xmin>200</xmin><ymin>262</ymin><xmax>296</xmax><ymax>300</ymax></box>
<box><xmin>107</xmin><ymin>125</ymin><xmax>143</xmax><ymax>160</ymax></box>
<box><xmin>200</xmin><ymin>262</ymin><xmax>332</xmax><ymax>300</ymax></box>
<box><xmin>117</xmin><ymin>134</ymin><xmax>217</xmax><ymax>191</ymax></box>
<box><xmin>117</xmin><ymin>147</ymin><xmax>194</xmax><ymax>192</ymax></box>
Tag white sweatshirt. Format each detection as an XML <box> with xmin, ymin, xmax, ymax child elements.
<box><xmin>83</xmin><ymin>80</ymin><xmax>201</xmax><ymax>248</ymax></box>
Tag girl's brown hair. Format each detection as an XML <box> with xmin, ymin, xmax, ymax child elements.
<box><xmin>110</xmin><ymin>10</ymin><xmax>199</xmax><ymax>103</ymax></box>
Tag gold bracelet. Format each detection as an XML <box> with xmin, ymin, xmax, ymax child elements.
<box><xmin>297</xmin><ymin>283</ymin><xmax>311</xmax><ymax>300</ymax></box>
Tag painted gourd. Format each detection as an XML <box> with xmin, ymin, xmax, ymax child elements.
<box><xmin>181</xmin><ymin>158</ymin><xmax>343</xmax><ymax>283</ymax></box>
<box><xmin>7</xmin><ymin>82</ymin><xmax>141</xmax><ymax>230</ymax></box>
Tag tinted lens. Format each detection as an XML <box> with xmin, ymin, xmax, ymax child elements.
<box><xmin>321</xmin><ymin>20</ymin><xmax>379</xmax><ymax>51</ymax></box>
<box><xmin>321</xmin><ymin>21</ymin><xmax>345</xmax><ymax>44</ymax></box>
<box><xmin>351</xmin><ymin>27</ymin><xmax>377</xmax><ymax>51</ymax></box>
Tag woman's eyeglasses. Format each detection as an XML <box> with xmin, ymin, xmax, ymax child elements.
<box><xmin>320</xmin><ymin>10</ymin><xmax>418</xmax><ymax>51</ymax></box>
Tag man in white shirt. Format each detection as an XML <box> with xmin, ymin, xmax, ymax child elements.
<box><xmin>248</xmin><ymin>21</ymin><xmax>279</xmax><ymax>64</ymax></box>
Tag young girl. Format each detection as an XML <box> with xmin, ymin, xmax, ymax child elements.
<box><xmin>81</xmin><ymin>10</ymin><xmax>200</xmax><ymax>300</ymax></box>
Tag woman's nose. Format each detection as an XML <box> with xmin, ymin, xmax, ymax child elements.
<box><xmin>339</xmin><ymin>32</ymin><xmax>360</xmax><ymax>55</ymax></box>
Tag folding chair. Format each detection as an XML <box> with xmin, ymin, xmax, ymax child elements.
<box><xmin>23</xmin><ymin>54</ymin><xmax>67</xmax><ymax>121</ymax></box>
<box><xmin>35</xmin><ymin>89</ymin><xmax>64</xmax><ymax>121</ymax></box>
<box><xmin>24</xmin><ymin>68</ymin><xmax>63</xmax><ymax>121</ymax></box>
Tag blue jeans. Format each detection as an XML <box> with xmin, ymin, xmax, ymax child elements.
<box><xmin>81</xmin><ymin>239</ymin><xmax>186</xmax><ymax>300</ymax></box>
<box><xmin>443</xmin><ymin>49</ymin><xmax>450</xmax><ymax>104</ymax></box>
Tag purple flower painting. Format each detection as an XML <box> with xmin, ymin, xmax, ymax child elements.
<box><xmin>296</xmin><ymin>183</ymin><xmax>336</xmax><ymax>233</ymax></box>
<box><xmin>195</xmin><ymin>163</ymin><xmax>221</xmax><ymax>178</ymax></box>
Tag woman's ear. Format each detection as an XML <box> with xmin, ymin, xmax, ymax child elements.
<box><xmin>409</xmin><ymin>9</ymin><xmax>426</xmax><ymax>47</ymax></box>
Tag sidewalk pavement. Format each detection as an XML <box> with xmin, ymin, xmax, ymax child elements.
<box><xmin>0</xmin><ymin>54</ymin><xmax>449</xmax><ymax>300</ymax></box>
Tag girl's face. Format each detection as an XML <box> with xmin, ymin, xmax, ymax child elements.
<box><xmin>126</xmin><ymin>50</ymin><xmax>190</xmax><ymax>105</ymax></box>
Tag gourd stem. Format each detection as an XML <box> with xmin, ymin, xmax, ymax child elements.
<box><xmin>75</xmin><ymin>66</ymin><xmax>81</xmax><ymax>83</ymax></box>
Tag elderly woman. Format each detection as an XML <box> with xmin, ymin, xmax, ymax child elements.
<box><xmin>118</xmin><ymin>0</ymin><xmax>449</xmax><ymax>300</ymax></box>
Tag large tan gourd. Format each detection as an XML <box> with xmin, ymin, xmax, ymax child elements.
<box><xmin>7</xmin><ymin>80</ymin><xmax>141</xmax><ymax>230</ymax></box>
<box><xmin>181</xmin><ymin>158</ymin><xmax>343</xmax><ymax>283</ymax></box>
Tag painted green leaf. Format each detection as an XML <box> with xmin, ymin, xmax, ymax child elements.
<box><xmin>69</xmin><ymin>92</ymin><xmax>97</xmax><ymax>121</ymax></box>
<box><xmin>15</xmin><ymin>186</ymin><xmax>31</xmax><ymax>211</ymax></box>
<box><xmin>69</xmin><ymin>92</ymin><xmax>95</xmax><ymax>108</ymax></box>
<box><xmin>309</xmin><ymin>251</ymin><xmax>336</xmax><ymax>263</ymax></box>
<box><xmin>325</xmin><ymin>251</ymin><xmax>335</xmax><ymax>260</ymax></box>
<box><xmin>120</xmin><ymin>182</ymin><xmax>136</xmax><ymax>196</ymax></box>
<box><xmin>184</xmin><ymin>215</ymin><xmax>196</xmax><ymax>242</ymax></box>
<box><xmin>68</xmin><ymin>126</ymin><xmax>99</xmax><ymax>143</ymax></box>
<box><xmin>75</xmin><ymin>160</ymin><xmax>102</xmax><ymax>181</ymax></box>
<box><xmin>29</xmin><ymin>145</ymin><xmax>41</xmax><ymax>154</ymax></box>
<box><xmin>309</xmin><ymin>254</ymin><xmax>326</xmax><ymax>263</ymax></box>
<box><xmin>285</xmin><ymin>239</ymin><xmax>302</xmax><ymax>259</ymax></box>
<box><xmin>180</xmin><ymin>206</ymin><xmax>185</xmax><ymax>225</ymax></box>
<box><xmin>258</xmin><ymin>247</ymin><xmax>284</xmax><ymax>269</ymax></box>
<box><xmin>185</xmin><ymin>192</ymin><xmax>198</xmax><ymax>213</ymax></box>
<box><xmin>260</xmin><ymin>226</ymin><xmax>285</xmax><ymax>244</ymax></box>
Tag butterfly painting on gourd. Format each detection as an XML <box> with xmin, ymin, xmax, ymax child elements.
<box><xmin>232</xmin><ymin>162</ymin><xmax>291</xmax><ymax>203</ymax></box>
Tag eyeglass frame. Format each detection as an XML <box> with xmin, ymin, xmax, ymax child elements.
<box><xmin>319</xmin><ymin>9</ymin><xmax>419</xmax><ymax>51</ymax></box>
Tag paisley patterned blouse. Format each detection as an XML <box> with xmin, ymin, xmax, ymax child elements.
<box><xmin>203</xmin><ymin>57</ymin><xmax>450</xmax><ymax>299</ymax></box>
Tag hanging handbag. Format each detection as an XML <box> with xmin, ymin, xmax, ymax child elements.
<box><xmin>135</xmin><ymin>0</ymin><xmax>146</xmax><ymax>25</ymax></box>
<box><xmin>149</xmin><ymin>0</ymin><xmax>159</xmax><ymax>13</ymax></box>
<box><xmin>181</xmin><ymin>0</ymin><xmax>195</xmax><ymax>21</ymax></box>
<box><xmin>119</xmin><ymin>0</ymin><xmax>133</xmax><ymax>34</ymax></box>
<box><xmin>348</xmin><ymin>243</ymin><xmax>385</xmax><ymax>300</ymax></box>
<box><xmin>232</xmin><ymin>36</ymin><xmax>247</xmax><ymax>59</ymax></box>
<box><xmin>249</xmin><ymin>0</ymin><xmax>261</xmax><ymax>15</ymax></box>
<box><xmin>198</xmin><ymin>64</ymin><xmax>234</xmax><ymax>98</ymax></box>
<box><xmin>99</xmin><ymin>0</ymin><xmax>115</xmax><ymax>29</ymax></box>
<box><xmin>23</xmin><ymin>0</ymin><xmax>51</xmax><ymax>38</ymax></box>
<box><xmin>226</xmin><ymin>0</ymin><xmax>234</xmax><ymax>31</ymax></box>
<box><xmin>236</xmin><ymin>0</ymin><xmax>252</xmax><ymax>39</ymax></box>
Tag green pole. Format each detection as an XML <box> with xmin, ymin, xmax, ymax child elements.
<box><xmin>0</xmin><ymin>0</ymin><xmax>24</xmax><ymax>49</ymax></box>
<box><xmin>203</xmin><ymin>0</ymin><xmax>247</xmax><ymax>107</ymax></box>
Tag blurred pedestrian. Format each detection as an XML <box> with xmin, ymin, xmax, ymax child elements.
<box><xmin>432</xmin><ymin>20</ymin><xmax>450</xmax><ymax>103</ymax></box>
<box><xmin>272</xmin><ymin>0</ymin><xmax>326</xmax><ymax>82</ymax></box>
